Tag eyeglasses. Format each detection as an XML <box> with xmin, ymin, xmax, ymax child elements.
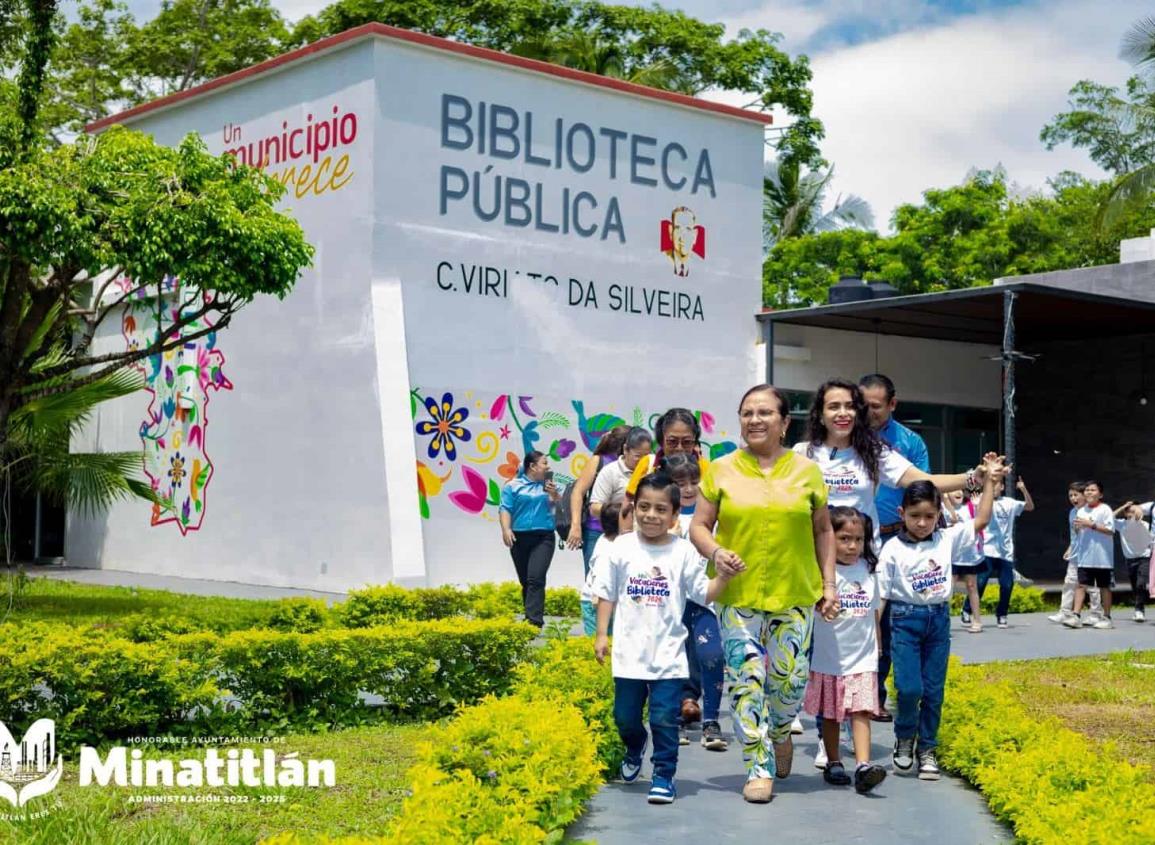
<box><xmin>663</xmin><ymin>437</ymin><xmax>698</xmax><ymax>449</ymax></box>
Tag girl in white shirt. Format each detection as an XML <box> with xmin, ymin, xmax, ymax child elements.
<box><xmin>795</xmin><ymin>379</ymin><xmax>987</xmax><ymax>547</ymax></box>
<box><xmin>945</xmin><ymin>490</ymin><xmax>986</xmax><ymax>633</ymax></box>
<box><xmin>802</xmin><ymin>506</ymin><xmax>888</xmax><ymax>794</ymax></box>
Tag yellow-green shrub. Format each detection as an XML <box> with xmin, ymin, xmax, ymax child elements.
<box><xmin>0</xmin><ymin>623</ymin><xmax>220</xmax><ymax>746</ymax></box>
<box><xmin>512</xmin><ymin>636</ymin><xmax>624</xmax><ymax>774</ymax></box>
<box><xmin>341</xmin><ymin>582</ymin><xmax>580</xmax><ymax>626</ymax></box>
<box><xmin>940</xmin><ymin>659</ymin><xmax>1155</xmax><ymax>844</ymax></box>
<box><xmin>174</xmin><ymin>619</ymin><xmax>538</xmax><ymax>732</ymax></box>
<box><xmin>386</xmin><ymin>696</ymin><xmax>602</xmax><ymax>844</ymax></box>
<box><xmin>949</xmin><ymin>585</ymin><xmax>1045</xmax><ymax>614</ymax></box>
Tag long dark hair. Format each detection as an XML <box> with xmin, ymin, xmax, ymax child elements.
<box><xmin>805</xmin><ymin>379</ymin><xmax>882</xmax><ymax>484</ymax></box>
<box><xmin>594</xmin><ymin>424</ymin><xmax>631</xmax><ymax>458</ymax></box>
<box><xmin>829</xmin><ymin>506</ymin><xmax>878</xmax><ymax>572</ymax></box>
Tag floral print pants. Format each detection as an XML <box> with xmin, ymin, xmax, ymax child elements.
<box><xmin>718</xmin><ymin>604</ymin><xmax>814</xmax><ymax>781</ymax></box>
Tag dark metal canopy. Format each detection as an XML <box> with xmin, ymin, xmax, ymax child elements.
<box><xmin>757</xmin><ymin>282</ymin><xmax>1155</xmax><ymax>345</ymax></box>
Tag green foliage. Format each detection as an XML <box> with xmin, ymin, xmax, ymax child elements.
<box><xmin>267</xmin><ymin>596</ymin><xmax>331</xmax><ymax>632</ymax></box>
<box><xmin>762</xmin><ymin>157</ymin><xmax>872</xmax><ymax>250</ymax></box>
<box><xmin>1041</xmin><ymin>76</ymin><xmax>1155</xmax><ymax>176</ymax></box>
<box><xmin>512</xmin><ymin>635</ymin><xmax>623</xmax><ymax>774</ymax></box>
<box><xmin>385</xmin><ymin>696</ymin><xmax>601</xmax><ymax>844</ymax></box>
<box><xmin>0</xmin><ymin>621</ymin><xmax>221</xmax><ymax>746</ymax></box>
<box><xmin>0</xmin><ymin>616</ymin><xmax>536</xmax><ymax>743</ymax></box>
<box><xmin>291</xmin><ymin>0</ymin><xmax>822</xmax><ymax>166</ymax></box>
<box><xmin>940</xmin><ymin>658</ymin><xmax>1155</xmax><ymax>844</ymax></box>
<box><xmin>949</xmin><ymin>585</ymin><xmax>1045</xmax><ymax>615</ymax></box>
<box><xmin>763</xmin><ymin>169</ymin><xmax>1155</xmax><ymax>307</ymax></box>
<box><xmin>340</xmin><ymin>582</ymin><xmax>580</xmax><ymax>626</ymax></box>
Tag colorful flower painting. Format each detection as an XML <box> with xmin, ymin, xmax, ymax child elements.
<box><xmin>411</xmin><ymin>387</ymin><xmax>737</xmax><ymax>522</ymax></box>
<box><xmin>121</xmin><ymin>277</ymin><xmax>231</xmax><ymax>535</ymax></box>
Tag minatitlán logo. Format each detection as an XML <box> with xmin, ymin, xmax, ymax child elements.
<box><xmin>0</xmin><ymin>719</ymin><xmax>62</xmax><ymax>808</ymax></box>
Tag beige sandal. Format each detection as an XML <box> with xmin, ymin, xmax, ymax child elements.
<box><xmin>742</xmin><ymin>777</ymin><xmax>774</xmax><ymax>803</ymax></box>
<box><xmin>773</xmin><ymin>735</ymin><xmax>794</xmax><ymax>778</ymax></box>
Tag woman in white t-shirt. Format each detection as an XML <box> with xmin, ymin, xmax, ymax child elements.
<box><xmin>802</xmin><ymin>506</ymin><xmax>888</xmax><ymax>794</ymax></box>
<box><xmin>794</xmin><ymin>379</ymin><xmax>987</xmax><ymax>546</ymax></box>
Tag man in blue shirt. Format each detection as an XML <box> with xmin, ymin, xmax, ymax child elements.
<box><xmin>860</xmin><ymin>373</ymin><xmax>930</xmax><ymax>723</ymax></box>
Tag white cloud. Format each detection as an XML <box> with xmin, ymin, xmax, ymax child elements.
<box><xmin>715</xmin><ymin>0</ymin><xmax>1151</xmax><ymax>228</ymax></box>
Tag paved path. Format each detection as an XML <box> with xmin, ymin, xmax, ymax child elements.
<box><xmin>570</xmin><ymin>611</ymin><xmax>1155</xmax><ymax>844</ymax></box>
<box><xmin>24</xmin><ymin>565</ymin><xmax>343</xmax><ymax>601</ymax></box>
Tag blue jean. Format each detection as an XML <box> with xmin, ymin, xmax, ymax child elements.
<box><xmin>580</xmin><ymin>525</ymin><xmax>603</xmax><ymax>636</ymax></box>
<box><xmin>977</xmin><ymin>556</ymin><xmax>1014</xmax><ymax>618</ymax></box>
<box><xmin>890</xmin><ymin>601</ymin><xmax>951</xmax><ymax>751</ymax></box>
<box><xmin>614</xmin><ymin>677</ymin><xmax>683</xmax><ymax>779</ymax></box>
<box><xmin>681</xmin><ymin>602</ymin><xmax>724</xmax><ymax>722</ymax></box>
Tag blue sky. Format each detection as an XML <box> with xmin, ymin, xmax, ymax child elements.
<box><xmin>120</xmin><ymin>0</ymin><xmax>1147</xmax><ymax>228</ymax></box>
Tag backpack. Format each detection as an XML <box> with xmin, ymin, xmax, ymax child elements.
<box><xmin>553</xmin><ymin>458</ymin><xmax>605</xmax><ymax>542</ymax></box>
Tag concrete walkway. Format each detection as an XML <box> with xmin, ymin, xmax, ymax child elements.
<box><xmin>570</xmin><ymin>611</ymin><xmax>1154</xmax><ymax>844</ymax></box>
<box><xmin>24</xmin><ymin>565</ymin><xmax>344</xmax><ymax>601</ymax></box>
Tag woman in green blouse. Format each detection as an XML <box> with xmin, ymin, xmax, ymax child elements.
<box><xmin>690</xmin><ymin>384</ymin><xmax>837</xmax><ymax>804</ymax></box>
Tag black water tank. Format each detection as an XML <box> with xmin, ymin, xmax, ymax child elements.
<box><xmin>828</xmin><ymin>276</ymin><xmax>871</xmax><ymax>304</ymax></box>
<box><xmin>869</xmin><ymin>282</ymin><xmax>899</xmax><ymax>300</ymax></box>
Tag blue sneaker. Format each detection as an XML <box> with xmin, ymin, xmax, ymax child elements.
<box><xmin>648</xmin><ymin>775</ymin><xmax>676</xmax><ymax>804</ymax></box>
<box><xmin>620</xmin><ymin>737</ymin><xmax>647</xmax><ymax>783</ymax></box>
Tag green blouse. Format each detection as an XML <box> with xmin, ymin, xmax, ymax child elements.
<box><xmin>701</xmin><ymin>448</ymin><xmax>827</xmax><ymax>613</ymax></box>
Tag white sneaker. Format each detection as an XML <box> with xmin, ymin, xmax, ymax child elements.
<box><xmin>1093</xmin><ymin>618</ymin><xmax>1114</xmax><ymax>629</ymax></box>
<box><xmin>1062</xmin><ymin>615</ymin><xmax>1081</xmax><ymax>629</ymax></box>
<box><xmin>1135</xmin><ymin>610</ymin><xmax>1146</xmax><ymax>623</ymax></box>
<box><xmin>1013</xmin><ymin>570</ymin><xmax>1034</xmax><ymax>587</ymax></box>
<box><xmin>1047</xmin><ymin>612</ymin><xmax>1065</xmax><ymax>623</ymax></box>
<box><xmin>791</xmin><ymin>716</ymin><xmax>804</xmax><ymax>734</ymax></box>
<box><xmin>814</xmin><ymin>744</ymin><xmax>828</xmax><ymax>769</ymax></box>
<box><xmin>1082</xmin><ymin>615</ymin><xmax>1099</xmax><ymax>627</ymax></box>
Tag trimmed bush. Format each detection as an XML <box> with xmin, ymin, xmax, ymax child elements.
<box><xmin>512</xmin><ymin>636</ymin><xmax>623</xmax><ymax>774</ymax></box>
<box><xmin>949</xmin><ymin>585</ymin><xmax>1045</xmax><ymax>615</ymax></box>
<box><xmin>341</xmin><ymin>583</ymin><xmax>580</xmax><ymax>627</ymax></box>
<box><xmin>0</xmin><ymin>623</ymin><xmax>220</xmax><ymax>746</ymax></box>
<box><xmin>386</xmin><ymin>696</ymin><xmax>602</xmax><ymax>844</ymax></box>
<box><xmin>941</xmin><ymin>659</ymin><xmax>1155</xmax><ymax>843</ymax></box>
<box><xmin>0</xmin><ymin>618</ymin><xmax>536</xmax><ymax>743</ymax></box>
<box><xmin>267</xmin><ymin>597</ymin><xmax>331</xmax><ymax>632</ymax></box>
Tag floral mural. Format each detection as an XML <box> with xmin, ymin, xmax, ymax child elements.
<box><xmin>120</xmin><ymin>277</ymin><xmax>232</xmax><ymax>535</ymax></box>
<box><xmin>411</xmin><ymin>388</ymin><xmax>738</xmax><ymax>522</ymax></box>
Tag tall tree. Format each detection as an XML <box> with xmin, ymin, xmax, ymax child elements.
<box><xmin>1040</xmin><ymin>76</ymin><xmax>1155</xmax><ymax>176</ymax></box>
<box><xmin>0</xmin><ymin>0</ymin><xmax>313</xmax><ymax>512</ymax></box>
<box><xmin>762</xmin><ymin>157</ymin><xmax>873</xmax><ymax>252</ymax></box>
<box><xmin>763</xmin><ymin>169</ymin><xmax>1155</xmax><ymax>308</ymax></box>
<box><xmin>291</xmin><ymin>0</ymin><xmax>824</xmax><ymax>167</ymax></box>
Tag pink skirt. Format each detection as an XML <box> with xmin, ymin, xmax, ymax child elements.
<box><xmin>803</xmin><ymin>670</ymin><xmax>879</xmax><ymax>722</ymax></box>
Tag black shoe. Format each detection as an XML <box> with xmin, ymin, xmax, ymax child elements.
<box><xmin>701</xmin><ymin>720</ymin><xmax>727</xmax><ymax>751</ymax></box>
<box><xmin>823</xmin><ymin>761</ymin><xmax>851</xmax><ymax>786</ymax></box>
<box><xmin>854</xmin><ymin>763</ymin><xmax>887</xmax><ymax>794</ymax></box>
<box><xmin>893</xmin><ymin>737</ymin><xmax>915</xmax><ymax>773</ymax></box>
<box><xmin>871</xmin><ymin>707</ymin><xmax>893</xmax><ymax>723</ymax></box>
<box><xmin>961</xmin><ymin>608</ymin><xmax>971</xmax><ymax>625</ymax></box>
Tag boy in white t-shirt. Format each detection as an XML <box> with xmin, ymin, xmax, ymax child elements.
<box><xmin>1050</xmin><ymin>482</ymin><xmax>1103</xmax><ymax>624</ymax></box>
<box><xmin>1113</xmin><ymin>500</ymin><xmax>1153</xmax><ymax>622</ymax></box>
<box><xmin>593</xmin><ymin>473</ymin><xmax>741</xmax><ymax>805</ymax></box>
<box><xmin>975</xmin><ymin>479</ymin><xmax>1034</xmax><ymax>629</ymax></box>
<box><xmin>1064</xmin><ymin>481</ymin><xmax>1116</xmax><ymax>629</ymax></box>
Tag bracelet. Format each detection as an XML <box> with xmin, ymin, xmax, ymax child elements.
<box><xmin>963</xmin><ymin>469</ymin><xmax>981</xmax><ymax>494</ymax></box>
<box><xmin>823</xmin><ymin>580</ymin><xmax>836</xmax><ymax>588</ymax></box>
<box><xmin>710</xmin><ymin>547</ymin><xmax>724</xmax><ymax>564</ymax></box>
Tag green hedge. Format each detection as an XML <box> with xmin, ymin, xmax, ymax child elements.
<box><xmin>339</xmin><ymin>583</ymin><xmax>580</xmax><ymax>627</ymax></box>
<box><xmin>0</xmin><ymin>618</ymin><xmax>537</xmax><ymax>745</ymax></box>
<box><xmin>949</xmin><ymin>585</ymin><xmax>1045</xmax><ymax>615</ymax></box>
<box><xmin>263</xmin><ymin>636</ymin><xmax>616</xmax><ymax>845</ymax></box>
<box><xmin>940</xmin><ymin>659</ymin><xmax>1155</xmax><ymax>843</ymax></box>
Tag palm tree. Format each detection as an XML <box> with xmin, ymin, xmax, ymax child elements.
<box><xmin>1100</xmin><ymin>17</ymin><xmax>1155</xmax><ymax>227</ymax></box>
<box><xmin>762</xmin><ymin>157</ymin><xmax>874</xmax><ymax>252</ymax></box>
<box><xmin>3</xmin><ymin>337</ymin><xmax>154</xmax><ymax>522</ymax></box>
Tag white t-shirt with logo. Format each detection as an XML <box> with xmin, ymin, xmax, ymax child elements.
<box><xmin>591</xmin><ymin>532</ymin><xmax>708</xmax><ymax>680</ymax></box>
<box><xmin>982</xmin><ymin>497</ymin><xmax>1027</xmax><ymax>561</ymax></box>
<box><xmin>811</xmin><ymin>559</ymin><xmax>879</xmax><ymax>677</ymax></box>
<box><xmin>581</xmin><ymin>535</ymin><xmax>616</xmax><ymax>603</ymax></box>
<box><xmin>791</xmin><ymin>442</ymin><xmax>912</xmax><ymax>546</ymax></box>
<box><xmin>878</xmin><ymin>522</ymin><xmax>977</xmax><ymax>605</ymax></box>
<box><xmin>1075</xmin><ymin>503</ymin><xmax>1115</xmax><ymax>569</ymax></box>
<box><xmin>949</xmin><ymin>500</ymin><xmax>984</xmax><ymax>565</ymax></box>
<box><xmin>1115</xmin><ymin>502</ymin><xmax>1153</xmax><ymax>560</ymax></box>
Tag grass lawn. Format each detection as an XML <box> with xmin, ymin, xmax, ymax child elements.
<box><xmin>964</xmin><ymin>649</ymin><xmax>1155</xmax><ymax>779</ymax></box>
<box><xmin>3</xmin><ymin>575</ymin><xmax>292</xmax><ymax>630</ymax></box>
<box><xmin>0</xmin><ymin>722</ymin><xmax>424</xmax><ymax>845</ymax></box>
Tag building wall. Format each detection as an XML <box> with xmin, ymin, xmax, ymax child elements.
<box><xmin>996</xmin><ymin>260</ymin><xmax>1155</xmax><ymax>305</ymax></box>
<box><xmin>1014</xmin><ymin>332</ymin><xmax>1155</xmax><ymax>580</ymax></box>
<box><xmin>768</xmin><ymin>324</ymin><xmax>1002</xmax><ymax>408</ymax></box>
